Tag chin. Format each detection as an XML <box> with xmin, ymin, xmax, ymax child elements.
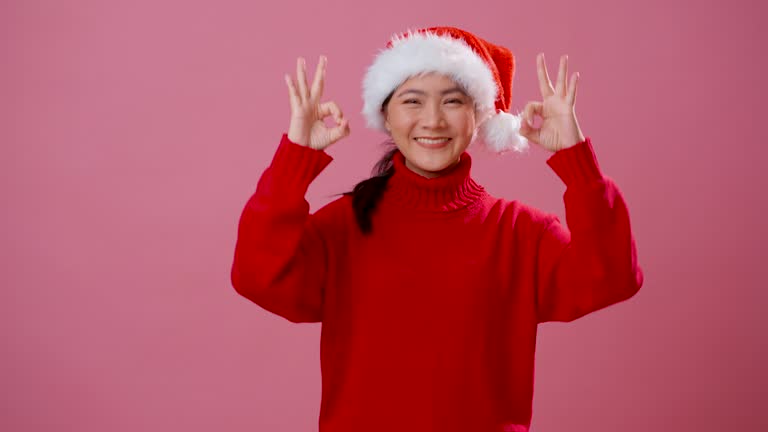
<box><xmin>405</xmin><ymin>147</ymin><xmax>462</xmax><ymax>176</ymax></box>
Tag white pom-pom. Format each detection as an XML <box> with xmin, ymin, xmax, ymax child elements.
<box><xmin>478</xmin><ymin>111</ymin><xmax>529</xmax><ymax>154</ymax></box>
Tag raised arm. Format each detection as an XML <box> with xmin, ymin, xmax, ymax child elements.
<box><xmin>535</xmin><ymin>139</ymin><xmax>643</xmax><ymax>323</ymax></box>
<box><xmin>518</xmin><ymin>53</ymin><xmax>643</xmax><ymax>322</ymax></box>
<box><xmin>231</xmin><ymin>136</ymin><xmax>333</xmax><ymax>323</ymax></box>
<box><xmin>230</xmin><ymin>56</ymin><xmax>350</xmax><ymax>323</ymax></box>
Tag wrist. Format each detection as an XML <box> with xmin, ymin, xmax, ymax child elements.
<box><xmin>287</xmin><ymin>129</ymin><xmax>309</xmax><ymax>147</ymax></box>
<box><xmin>555</xmin><ymin>116</ymin><xmax>585</xmax><ymax>151</ymax></box>
<box><xmin>559</xmin><ymin>131</ymin><xmax>586</xmax><ymax>151</ymax></box>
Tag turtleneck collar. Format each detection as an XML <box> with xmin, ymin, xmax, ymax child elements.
<box><xmin>383</xmin><ymin>150</ymin><xmax>487</xmax><ymax>212</ymax></box>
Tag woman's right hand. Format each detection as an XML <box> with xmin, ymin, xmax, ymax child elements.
<box><xmin>285</xmin><ymin>56</ymin><xmax>350</xmax><ymax>150</ymax></box>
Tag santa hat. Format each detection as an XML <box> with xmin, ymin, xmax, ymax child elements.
<box><xmin>362</xmin><ymin>26</ymin><xmax>528</xmax><ymax>153</ymax></box>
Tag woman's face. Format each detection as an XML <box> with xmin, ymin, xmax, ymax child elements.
<box><xmin>384</xmin><ymin>73</ymin><xmax>478</xmax><ymax>178</ymax></box>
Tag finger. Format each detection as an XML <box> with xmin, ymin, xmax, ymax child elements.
<box><xmin>522</xmin><ymin>101</ymin><xmax>543</xmax><ymax>128</ymax></box>
<box><xmin>537</xmin><ymin>53</ymin><xmax>555</xmax><ymax>98</ymax></box>
<box><xmin>318</xmin><ymin>101</ymin><xmax>344</xmax><ymax>122</ymax></box>
<box><xmin>296</xmin><ymin>57</ymin><xmax>309</xmax><ymax>103</ymax></box>
<box><xmin>285</xmin><ymin>74</ymin><xmax>300</xmax><ymax>112</ymax></box>
<box><xmin>555</xmin><ymin>55</ymin><xmax>568</xmax><ymax>97</ymax></box>
<box><xmin>519</xmin><ymin>116</ymin><xmax>540</xmax><ymax>144</ymax></box>
<box><xmin>566</xmin><ymin>72</ymin><xmax>579</xmax><ymax>107</ymax></box>
<box><xmin>310</xmin><ymin>55</ymin><xmax>326</xmax><ymax>102</ymax></box>
<box><xmin>328</xmin><ymin>118</ymin><xmax>351</xmax><ymax>143</ymax></box>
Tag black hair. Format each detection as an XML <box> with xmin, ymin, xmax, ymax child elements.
<box><xmin>342</xmin><ymin>92</ymin><xmax>396</xmax><ymax>234</ymax></box>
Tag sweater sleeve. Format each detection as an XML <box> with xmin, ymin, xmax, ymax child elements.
<box><xmin>230</xmin><ymin>134</ymin><xmax>334</xmax><ymax>323</ymax></box>
<box><xmin>535</xmin><ymin>137</ymin><xmax>644</xmax><ymax>323</ymax></box>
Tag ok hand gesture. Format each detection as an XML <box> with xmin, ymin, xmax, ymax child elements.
<box><xmin>519</xmin><ymin>54</ymin><xmax>585</xmax><ymax>152</ymax></box>
<box><xmin>285</xmin><ymin>57</ymin><xmax>350</xmax><ymax>150</ymax></box>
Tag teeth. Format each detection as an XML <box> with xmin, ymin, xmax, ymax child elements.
<box><xmin>415</xmin><ymin>137</ymin><xmax>450</xmax><ymax>145</ymax></box>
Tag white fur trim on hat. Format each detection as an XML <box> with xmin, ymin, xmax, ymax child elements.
<box><xmin>478</xmin><ymin>110</ymin><xmax>529</xmax><ymax>153</ymax></box>
<box><xmin>362</xmin><ymin>30</ymin><xmax>497</xmax><ymax>131</ymax></box>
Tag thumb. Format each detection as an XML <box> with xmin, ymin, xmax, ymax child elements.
<box><xmin>519</xmin><ymin>117</ymin><xmax>539</xmax><ymax>144</ymax></box>
<box><xmin>522</xmin><ymin>101</ymin><xmax>543</xmax><ymax>128</ymax></box>
<box><xmin>520</xmin><ymin>101</ymin><xmax>542</xmax><ymax>144</ymax></box>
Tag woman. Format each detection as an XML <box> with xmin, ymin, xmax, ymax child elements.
<box><xmin>231</xmin><ymin>26</ymin><xmax>643</xmax><ymax>432</ymax></box>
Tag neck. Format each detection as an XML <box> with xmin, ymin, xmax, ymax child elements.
<box><xmin>404</xmin><ymin>157</ymin><xmax>462</xmax><ymax>179</ymax></box>
<box><xmin>381</xmin><ymin>150</ymin><xmax>487</xmax><ymax>213</ymax></box>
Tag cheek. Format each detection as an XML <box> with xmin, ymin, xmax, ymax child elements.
<box><xmin>387</xmin><ymin>112</ymin><xmax>415</xmax><ymax>136</ymax></box>
<box><xmin>454</xmin><ymin>111</ymin><xmax>476</xmax><ymax>133</ymax></box>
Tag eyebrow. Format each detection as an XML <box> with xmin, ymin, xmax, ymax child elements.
<box><xmin>395</xmin><ymin>87</ymin><xmax>468</xmax><ymax>98</ymax></box>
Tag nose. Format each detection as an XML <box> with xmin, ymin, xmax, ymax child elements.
<box><xmin>421</xmin><ymin>102</ymin><xmax>447</xmax><ymax>129</ymax></box>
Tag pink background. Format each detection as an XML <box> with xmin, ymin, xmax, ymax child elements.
<box><xmin>2</xmin><ymin>0</ymin><xmax>766</xmax><ymax>430</ymax></box>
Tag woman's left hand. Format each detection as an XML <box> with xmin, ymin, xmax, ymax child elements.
<box><xmin>519</xmin><ymin>53</ymin><xmax>585</xmax><ymax>152</ymax></box>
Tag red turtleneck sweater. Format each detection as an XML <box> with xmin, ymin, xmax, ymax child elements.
<box><xmin>231</xmin><ymin>134</ymin><xmax>644</xmax><ymax>432</ymax></box>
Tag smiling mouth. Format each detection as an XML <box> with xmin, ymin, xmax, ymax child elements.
<box><xmin>414</xmin><ymin>137</ymin><xmax>452</xmax><ymax>147</ymax></box>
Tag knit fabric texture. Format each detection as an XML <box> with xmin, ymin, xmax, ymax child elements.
<box><xmin>231</xmin><ymin>134</ymin><xmax>644</xmax><ymax>432</ymax></box>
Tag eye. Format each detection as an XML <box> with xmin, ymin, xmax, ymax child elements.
<box><xmin>445</xmin><ymin>98</ymin><xmax>464</xmax><ymax>104</ymax></box>
<box><xmin>403</xmin><ymin>99</ymin><xmax>420</xmax><ymax>104</ymax></box>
